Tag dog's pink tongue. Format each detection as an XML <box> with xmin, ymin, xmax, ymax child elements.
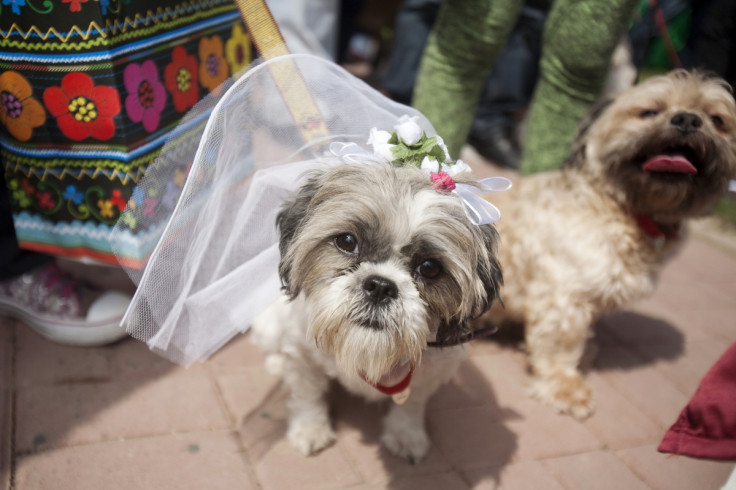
<box><xmin>369</xmin><ymin>363</ymin><xmax>413</xmax><ymax>395</ymax></box>
<box><xmin>642</xmin><ymin>155</ymin><xmax>697</xmax><ymax>174</ymax></box>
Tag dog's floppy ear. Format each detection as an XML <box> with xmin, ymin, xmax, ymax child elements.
<box><xmin>563</xmin><ymin>97</ymin><xmax>614</xmax><ymax>168</ymax></box>
<box><xmin>475</xmin><ymin>222</ymin><xmax>503</xmax><ymax>316</ymax></box>
<box><xmin>435</xmin><ymin>223</ymin><xmax>503</xmax><ymax>345</ymax></box>
<box><xmin>276</xmin><ymin>172</ymin><xmax>323</xmax><ymax>297</ymax></box>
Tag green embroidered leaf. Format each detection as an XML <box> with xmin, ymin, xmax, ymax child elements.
<box><xmin>13</xmin><ymin>190</ymin><xmax>31</xmax><ymax>207</ymax></box>
<box><xmin>122</xmin><ymin>213</ymin><xmax>137</xmax><ymax>229</ymax></box>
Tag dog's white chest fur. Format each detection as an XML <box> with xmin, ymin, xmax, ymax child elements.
<box><xmin>250</xmin><ymin>293</ymin><xmax>466</xmax><ymax>461</ymax></box>
<box><xmin>251</xmin><ymin>294</ymin><xmax>465</xmax><ymax>402</ymax></box>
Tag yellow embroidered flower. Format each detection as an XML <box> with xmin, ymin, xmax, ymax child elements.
<box><xmin>0</xmin><ymin>71</ymin><xmax>46</xmax><ymax>142</ymax></box>
<box><xmin>173</xmin><ymin>168</ymin><xmax>187</xmax><ymax>187</ymax></box>
<box><xmin>199</xmin><ymin>36</ymin><xmax>229</xmax><ymax>92</ymax></box>
<box><xmin>225</xmin><ymin>24</ymin><xmax>252</xmax><ymax>77</ymax></box>
<box><xmin>97</xmin><ymin>199</ymin><xmax>115</xmax><ymax>218</ymax></box>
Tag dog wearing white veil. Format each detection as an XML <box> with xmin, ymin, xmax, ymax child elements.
<box><xmin>110</xmin><ymin>54</ymin><xmax>510</xmax><ymax>463</ymax></box>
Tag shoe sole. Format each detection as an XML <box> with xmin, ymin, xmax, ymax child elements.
<box><xmin>0</xmin><ymin>300</ymin><xmax>128</xmax><ymax>347</ymax></box>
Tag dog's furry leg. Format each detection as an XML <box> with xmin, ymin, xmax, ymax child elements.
<box><xmin>281</xmin><ymin>355</ymin><xmax>337</xmax><ymax>456</ymax></box>
<box><xmin>381</xmin><ymin>394</ymin><xmax>431</xmax><ymax>464</ymax></box>
<box><xmin>381</xmin><ymin>350</ymin><xmax>462</xmax><ymax>463</ymax></box>
<box><xmin>525</xmin><ymin>306</ymin><xmax>596</xmax><ymax>420</ymax></box>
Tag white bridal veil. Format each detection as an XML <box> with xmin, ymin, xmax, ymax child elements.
<box><xmin>109</xmin><ymin>54</ymin><xmax>439</xmax><ymax>365</ymax></box>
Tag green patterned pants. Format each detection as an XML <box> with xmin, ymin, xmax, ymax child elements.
<box><xmin>413</xmin><ymin>0</ymin><xmax>639</xmax><ymax>174</ymax></box>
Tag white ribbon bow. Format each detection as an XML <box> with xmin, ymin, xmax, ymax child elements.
<box><xmin>453</xmin><ymin>178</ymin><xmax>511</xmax><ymax>225</ymax></box>
<box><xmin>330</xmin><ymin>141</ymin><xmax>381</xmax><ymax>164</ymax></box>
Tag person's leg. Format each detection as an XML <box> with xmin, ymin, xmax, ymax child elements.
<box><xmin>520</xmin><ymin>0</ymin><xmax>639</xmax><ymax>174</ymax></box>
<box><xmin>470</xmin><ymin>6</ymin><xmax>548</xmax><ymax>168</ymax></box>
<box><xmin>468</xmin><ymin>36</ymin><xmax>527</xmax><ymax>169</ymax></box>
<box><xmin>474</xmin><ymin>6</ymin><xmax>547</xmax><ymax>123</ymax></box>
<box><xmin>412</xmin><ymin>0</ymin><xmax>524</xmax><ymax>159</ymax></box>
<box><xmin>383</xmin><ymin>0</ymin><xmax>442</xmax><ymax>105</ymax></box>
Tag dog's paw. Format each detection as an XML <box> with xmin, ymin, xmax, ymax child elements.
<box><xmin>529</xmin><ymin>372</ymin><xmax>596</xmax><ymax>420</ymax></box>
<box><xmin>287</xmin><ymin>419</ymin><xmax>337</xmax><ymax>456</ymax></box>
<box><xmin>381</xmin><ymin>424</ymin><xmax>430</xmax><ymax>464</ymax></box>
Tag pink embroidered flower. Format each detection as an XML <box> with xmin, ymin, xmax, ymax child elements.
<box><xmin>124</xmin><ymin>60</ymin><xmax>167</xmax><ymax>133</ymax></box>
<box><xmin>431</xmin><ymin>172</ymin><xmax>455</xmax><ymax>192</ymax></box>
<box><xmin>143</xmin><ymin>197</ymin><xmax>158</xmax><ymax>217</ymax></box>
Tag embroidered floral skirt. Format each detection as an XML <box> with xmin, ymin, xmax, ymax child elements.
<box><xmin>0</xmin><ymin>0</ymin><xmax>251</xmax><ymax>264</ymax></box>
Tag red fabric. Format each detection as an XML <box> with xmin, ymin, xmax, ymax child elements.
<box><xmin>658</xmin><ymin>342</ymin><xmax>736</xmax><ymax>461</ymax></box>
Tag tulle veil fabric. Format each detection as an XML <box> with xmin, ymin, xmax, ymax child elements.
<box><xmin>109</xmin><ymin>54</ymin><xmax>437</xmax><ymax>366</ymax></box>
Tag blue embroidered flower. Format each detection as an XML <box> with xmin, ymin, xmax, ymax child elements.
<box><xmin>63</xmin><ymin>185</ymin><xmax>84</xmax><ymax>205</ymax></box>
<box><xmin>162</xmin><ymin>181</ymin><xmax>178</xmax><ymax>210</ymax></box>
<box><xmin>3</xmin><ymin>0</ymin><xmax>26</xmax><ymax>15</ymax></box>
<box><xmin>99</xmin><ymin>0</ymin><xmax>109</xmax><ymax>14</ymax></box>
<box><xmin>132</xmin><ymin>186</ymin><xmax>145</xmax><ymax>206</ymax></box>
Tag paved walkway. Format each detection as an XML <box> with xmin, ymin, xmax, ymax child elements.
<box><xmin>2</xmin><ymin>154</ymin><xmax>735</xmax><ymax>489</ymax></box>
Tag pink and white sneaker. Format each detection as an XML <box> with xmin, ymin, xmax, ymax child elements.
<box><xmin>0</xmin><ymin>263</ymin><xmax>130</xmax><ymax>346</ymax></box>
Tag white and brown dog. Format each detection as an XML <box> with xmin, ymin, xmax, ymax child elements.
<box><xmin>479</xmin><ymin>70</ymin><xmax>736</xmax><ymax>419</ymax></box>
<box><xmin>251</xmin><ymin>162</ymin><xmax>502</xmax><ymax>462</ymax></box>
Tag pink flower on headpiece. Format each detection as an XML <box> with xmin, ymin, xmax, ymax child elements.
<box><xmin>431</xmin><ymin>172</ymin><xmax>455</xmax><ymax>192</ymax></box>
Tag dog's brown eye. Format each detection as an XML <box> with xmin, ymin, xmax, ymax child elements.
<box><xmin>710</xmin><ymin>114</ymin><xmax>725</xmax><ymax>128</ymax></box>
<box><xmin>638</xmin><ymin>109</ymin><xmax>659</xmax><ymax>118</ymax></box>
<box><xmin>335</xmin><ymin>233</ymin><xmax>359</xmax><ymax>254</ymax></box>
<box><xmin>416</xmin><ymin>259</ymin><xmax>442</xmax><ymax>279</ymax></box>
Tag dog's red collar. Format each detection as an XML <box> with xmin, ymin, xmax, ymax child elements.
<box><xmin>634</xmin><ymin>214</ymin><xmax>680</xmax><ymax>241</ymax></box>
<box><xmin>360</xmin><ymin>368</ymin><xmax>414</xmax><ymax>395</ymax></box>
<box><xmin>372</xmin><ymin>368</ymin><xmax>414</xmax><ymax>395</ymax></box>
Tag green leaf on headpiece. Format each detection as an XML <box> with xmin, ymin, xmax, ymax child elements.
<box><xmin>428</xmin><ymin>142</ymin><xmax>446</xmax><ymax>162</ymax></box>
<box><xmin>389</xmin><ymin>132</ymin><xmax>447</xmax><ymax>167</ymax></box>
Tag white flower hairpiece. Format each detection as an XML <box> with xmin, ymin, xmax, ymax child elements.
<box><xmin>331</xmin><ymin>115</ymin><xmax>511</xmax><ymax>225</ymax></box>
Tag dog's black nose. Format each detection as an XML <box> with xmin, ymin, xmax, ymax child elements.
<box><xmin>670</xmin><ymin>112</ymin><xmax>702</xmax><ymax>133</ymax></box>
<box><xmin>363</xmin><ymin>275</ymin><xmax>398</xmax><ymax>304</ymax></box>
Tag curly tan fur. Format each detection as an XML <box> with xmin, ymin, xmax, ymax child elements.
<box><xmin>478</xmin><ymin>71</ymin><xmax>736</xmax><ymax>419</ymax></box>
